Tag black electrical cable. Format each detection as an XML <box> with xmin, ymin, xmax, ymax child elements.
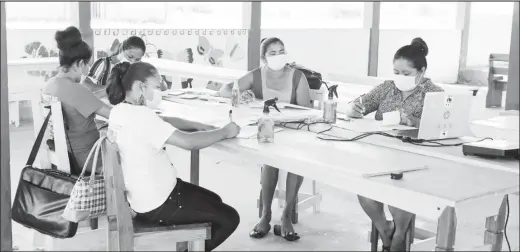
<box><xmin>504</xmin><ymin>195</ymin><xmax>511</xmax><ymax>252</ymax></box>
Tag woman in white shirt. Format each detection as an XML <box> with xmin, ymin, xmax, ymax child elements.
<box><xmin>106</xmin><ymin>61</ymin><xmax>241</xmax><ymax>252</ymax></box>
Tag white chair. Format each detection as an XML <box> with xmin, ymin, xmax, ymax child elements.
<box><xmin>257</xmin><ymin>85</ymin><xmax>326</xmax><ymax>223</ymax></box>
<box><xmin>30</xmin><ymin>95</ymin><xmax>99</xmax><ymax>251</ymax></box>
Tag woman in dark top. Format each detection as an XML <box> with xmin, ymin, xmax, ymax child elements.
<box><xmin>44</xmin><ymin>26</ymin><xmax>111</xmax><ymax>174</ymax></box>
<box><xmin>346</xmin><ymin>38</ymin><xmax>444</xmax><ymax>252</ymax></box>
<box><xmin>218</xmin><ymin>37</ymin><xmax>311</xmax><ymax>242</ymax></box>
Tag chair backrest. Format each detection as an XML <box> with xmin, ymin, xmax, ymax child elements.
<box><xmin>102</xmin><ymin>130</ymin><xmax>134</xmax><ymax>251</ymax></box>
<box><xmin>33</xmin><ymin>93</ymin><xmax>70</xmax><ymax>172</ymax></box>
<box><xmin>488</xmin><ymin>54</ymin><xmax>510</xmax><ymax>80</ymax></box>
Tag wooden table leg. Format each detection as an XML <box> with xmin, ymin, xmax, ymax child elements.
<box><xmin>190</xmin><ymin>150</ymin><xmax>200</xmax><ymax>186</ymax></box>
<box><xmin>484</xmin><ymin>195</ymin><xmax>508</xmax><ymax>252</ymax></box>
<box><xmin>435</xmin><ymin>207</ymin><xmax>457</xmax><ymax>251</ymax></box>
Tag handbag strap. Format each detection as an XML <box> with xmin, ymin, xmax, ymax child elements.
<box><xmin>63</xmin><ymin>114</ymin><xmax>80</xmax><ymax>172</ymax></box>
<box><xmin>78</xmin><ymin>136</ymin><xmax>106</xmax><ymax>180</ymax></box>
<box><xmin>26</xmin><ymin>111</ymin><xmax>52</xmax><ymax>167</ymax></box>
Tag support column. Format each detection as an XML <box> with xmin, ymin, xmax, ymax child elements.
<box><xmin>365</xmin><ymin>2</ymin><xmax>381</xmax><ymax>77</ymax></box>
<box><xmin>71</xmin><ymin>2</ymin><xmax>94</xmax><ymax>50</ymax></box>
<box><xmin>0</xmin><ymin>2</ymin><xmax>14</xmax><ymax>251</ymax></box>
<box><xmin>456</xmin><ymin>2</ymin><xmax>471</xmax><ymax>83</ymax></box>
<box><xmin>506</xmin><ymin>2</ymin><xmax>519</xmax><ymax>110</ymax></box>
<box><xmin>244</xmin><ymin>2</ymin><xmax>261</xmax><ymax>71</ymax></box>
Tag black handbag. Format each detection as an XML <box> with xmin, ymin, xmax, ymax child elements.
<box><xmin>288</xmin><ymin>62</ymin><xmax>326</xmax><ymax>90</ymax></box>
<box><xmin>11</xmin><ymin>111</ymin><xmax>79</xmax><ymax>239</ymax></box>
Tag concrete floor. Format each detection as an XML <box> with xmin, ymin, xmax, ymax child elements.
<box><xmin>7</xmin><ymin>91</ymin><xmax>520</xmax><ymax>251</ymax></box>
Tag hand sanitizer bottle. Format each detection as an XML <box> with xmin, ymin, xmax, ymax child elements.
<box><xmin>257</xmin><ymin>98</ymin><xmax>280</xmax><ymax>143</ymax></box>
<box><xmin>323</xmin><ymin>84</ymin><xmax>339</xmax><ymax>123</ymax></box>
<box><xmin>231</xmin><ymin>80</ymin><xmax>240</xmax><ymax>107</ymax></box>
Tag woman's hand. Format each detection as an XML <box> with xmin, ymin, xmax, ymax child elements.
<box><xmin>221</xmin><ymin>122</ymin><xmax>241</xmax><ymax>139</ymax></box>
<box><xmin>194</xmin><ymin>122</ymin><xmax>218</xmax><ymax>131</ymax></box>
<box><xmin>401</xmin><ymin>112</ymin><xmax>420</xmax><ymax>128</ymax></box>
<box><xmin>346</xmin><ymin>100</ymin><xmax>365</xmax><ymax>118</ymax></box>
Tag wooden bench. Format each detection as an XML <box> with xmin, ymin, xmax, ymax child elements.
<box><xmin>102</xmin><ymin>132</ymin><xmax>211</xmax><ymax>251</ymax></box>
<box><xmin>486</xmin><ymin>53</ymin><xmax>510</xmax><ymax>108</ymax></box>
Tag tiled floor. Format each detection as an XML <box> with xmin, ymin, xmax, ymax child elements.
<box><xmin>7</xmin><ymin>91</ymin><xmax>519</xmax><ymax>251</ymax></box>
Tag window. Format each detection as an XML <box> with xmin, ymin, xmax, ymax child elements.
<box><xmin>91</xmin><ymin>2</ymin><xmax>243</xmax><ymax>29</ymax></box>
<box><xmin>466</xmin><ymin>2</ymin><xmax>515</xmax><ymax>67</ymax></box>
<box><xmin>166</xmin><ymin>2</ymin><xmax>243</xmax><ymax>29</ymax></box>
<box><xmin>261</xmin><ymin>2</ymin><xmax>364</xmax><ymax>29</ymax></box>
<box><xmin>6</xmin><ymin>2</ymin><xmax>74</xmax><ymax>28</ymax></box>
<box><xmin>91</xmin><ymin>2</ymin><xmax>168</xmax><ymax>28</ymax></box>
<box><xmin>380</xmin><ymin>2</ymin><xmax>458</xmax><ymax>29</ymax></box>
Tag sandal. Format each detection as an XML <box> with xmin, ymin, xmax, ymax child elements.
<box><xmin>273</xmin><ymin>224</ymin><xmax>300</xmax><ymax>242</ymax></box>
<box><xmin>382</xmin><ymin>221</ymin><xmax>396</xmax><ymax>252</ymax></box>
<box><xmin>249</xmin><ymin>224</ymin><xmax>271</xmax><ymax>239</ymax></box>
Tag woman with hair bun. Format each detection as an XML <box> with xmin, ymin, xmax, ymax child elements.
<box><xmin>346</xmin><ymin>38</ymin><xmax>444</xmax><ymax>252</ymax></box>
<box><xmin>43</xmin><ymin>26</ymin><xmax>112</xmax><ymax>175</ymax></box>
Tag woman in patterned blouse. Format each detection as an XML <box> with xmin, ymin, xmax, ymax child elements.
<box><xmin>347</xmin><ymin>37</ymin><xmax>444</xmax><ymax>252</ymax></box>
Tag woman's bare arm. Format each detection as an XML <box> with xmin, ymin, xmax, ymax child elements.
<box><xmin>166</xmin><ymin>128</ymin><xmax>226</xmax><ymax>151</ymax></box>
<box><xmin>218</xmin><ymin>71</ymin><xmax>254</xmax><ymax>97</ymax></box>
<box><xmin>160</xmin><ymin>116</ymin><xmax>216</xmax><ymax>131</ymax></box>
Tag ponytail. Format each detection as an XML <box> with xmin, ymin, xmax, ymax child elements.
<box><xmin>106</xmin><ymin>62</ymin><xmax>131</xmax><ymax>105</ymax></box>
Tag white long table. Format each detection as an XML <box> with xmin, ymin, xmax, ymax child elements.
<box><xmin>158</xmin><ymin>96</ymin><xmax>519</xmax><ymax>251</ymax></box>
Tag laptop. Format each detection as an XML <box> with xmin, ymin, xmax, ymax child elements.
<box><xmin>395</xmin><ymin>92</ymin><xmax>473</xmax><ymax>140</ymax></box>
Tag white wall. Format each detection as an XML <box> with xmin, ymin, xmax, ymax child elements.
<box><xmin>261</xmin><ymin>29</ymin><xmax>370</xmax><ymax>79</ymax></box>
<box><xmin>378</xmin><ymin>29</ymin><xmax>462</xmax><ymax>84</ymax></box>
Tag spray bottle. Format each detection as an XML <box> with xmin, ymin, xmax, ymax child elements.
<box><xmin>257</xmin><ymin>97</ymin><xmax>280</xmax><ymax>143</ymax></box>
<box><xmin>231</xmin><ymin>80</ymin><xmax>240</xmax><ymax>107</ymax></box>
<box><xmin>323</xmin><ymin>84</ymin><xmax>339</xmax><ymax>123</ymax></box>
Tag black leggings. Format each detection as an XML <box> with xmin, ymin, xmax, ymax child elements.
<box><xmin>136</xmin><ymin>178</ymin><xmax>240</xmax><ymax>252</ymax></box>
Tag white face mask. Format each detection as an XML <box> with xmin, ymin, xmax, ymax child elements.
<box><xmin>392</xmin><ymin>73</ymin><xmax>423</xmax><ymax>92</ymax></box>
<box><xmin>145</xmin><ymin>89</ymin><xmax>163</xmax><ymax>109</ymax></box>
<box><xmin>117</xmin><ymin>53</ymin><xmax>130</xmax><ymax>64</ymax></box>
<box><xmin>265</xmin><ymin>54</ymin><xmax>288</xmax><ymax>71</ymax></box>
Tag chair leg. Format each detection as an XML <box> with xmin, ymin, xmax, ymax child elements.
<box><xmin>188</xmin><ymin>240</ymin><xmax>205</xmax><ymax>251</ymax></box>
<box><xmin>258</xmin><ymin>189</ymin><xmax>263</xmax><ymax>218</ymax></box>
<box><xmin>312</xmin><ymin>180</ymin><xmax>321</xmax><ymax>213</ymax></box>
<box><xmin>90</xmin><ymin>218</ymin><xmax>98</xmax><ymax>230</ymax></box>
<box><xmin>176</xmin><ymin>242</ymin><xmax>188</xmax><ymax>251</ymax></box>
<box><xmin>370</xmin><ymin>222</ymin><xmax>379</xmax><ymax>252</ymax></box>
<box><xmin>405</xmin><ymin>215</ymin><xmax>416</xmax><ymax>252</ymax></box>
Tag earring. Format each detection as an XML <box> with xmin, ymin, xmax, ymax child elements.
<box><xmin>138</xmin><ymin>94</ymin><xmax>146</xmax><ymax>105</ymax></box>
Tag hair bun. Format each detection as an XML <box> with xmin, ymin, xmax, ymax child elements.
<box><xmin>55</xmin><ymin>26</ymin><xmax>83</xmax><ymax>51</ymax></box>
<box><xmin>113</xmin><ymin>62</ymin><xmax>131</xmax><ymax>79</ymax></box>
<box><xmin>410</xmin><ymin>37</ymin><xmax>428</xmax><ymax>57</ymax></box>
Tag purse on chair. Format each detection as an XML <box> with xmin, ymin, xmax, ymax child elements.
<box><xmin>11</xmin><ymin>111</ymin><xmax>79</xmax><ymax>239</ymax></box>
<box><xmin>62</xmin><ymin>136</ymin><xmax>107</xmax><ymax>223</ymax></box>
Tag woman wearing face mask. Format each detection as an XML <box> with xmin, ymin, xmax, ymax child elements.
<box><xmin>346</xmin><ymin>37</ymin><xmax>443</xmax><ymax>252</ymax></box>
<box><xmin>116</xmin><ymin>36</ymin><xmax>146</xmax><ymax>63</ymax></box>
<box><xmin>106</xmin><ymin>61</ymin><xmax>241</xmax><ymax>252</ymax></box>
<box><xmin>218</xmin><ymin>37</ymin><xmax>311</xmax><ymax>242</ymax></box>
<box><xmin>44</xmin><ymin>26</ymin><xmax>112</xmax><ymax>175</ymax></box>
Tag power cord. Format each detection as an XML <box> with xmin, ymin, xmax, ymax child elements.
<box><xmin>505</xmin><ymin>195</ymin><xmax>511</xmax><ymax>252</ymax></box>
<box><xmin>279</xmin><ymin>120</ymin><xmax>495</xmax><ymax>147</ymax></box>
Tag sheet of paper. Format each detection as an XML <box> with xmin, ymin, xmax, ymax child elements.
<box><xmin>334</xmin><ymin>118</ymin><xmax>416</xmax><ymax>133</ymax></box>
<box><xmin>382</xmin><ymin>110</ymin><xmax>401</xmax><ymax>126</ymax></box>
<box><xmin>237</xmin><ymin>126</ymin><xmax>284</xmax><ymax>139</ymax></box>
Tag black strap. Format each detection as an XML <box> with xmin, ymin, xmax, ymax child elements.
<box><xmin>26</xmin><ymin>111</ymin><xmax>52</xmax><ymax>167</ymax></box>
<box><xmin>63</xmin><ymin>116</ymin><xmax>80</xmax><ymax>171</ymax></box>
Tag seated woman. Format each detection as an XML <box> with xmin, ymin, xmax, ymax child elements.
<box><xmin>44</xmin><ymin>26</ymin><xmax>112</xmax><ymax>175</ymax></box>
<box><xmin>345</xmin><ymin>38</ymin><xmax>444</xmax><ymax>252</ymax></box>
<box><xmin>106</xmin><ymin>61</ymin><xmax>241</xmax><ymax>252</ymax></box>
<box><xmin>87</xmin><ymin>36</ymin><xmax>148</xmax><ymax>92</ymax></box>
<box><xmin>218</xmin><ymin>37</ymin><xmax>311</xmax><ymax>241</ymax></box>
